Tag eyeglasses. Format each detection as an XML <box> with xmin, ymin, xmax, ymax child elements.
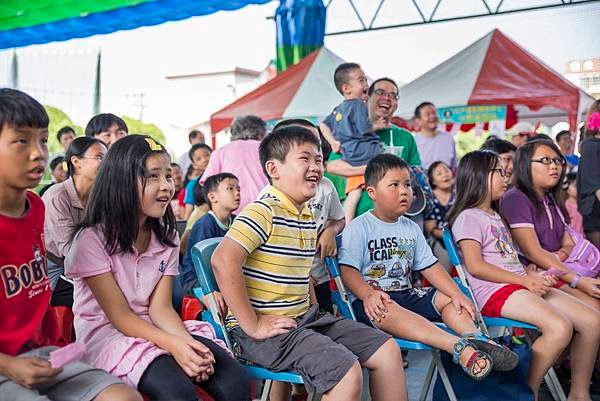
<box><xmin>531</xmin><ymin>157</ymin><xmax>565</xmax><ymax>166</ymax></box>
<box><xmin>373</xmin><ymin>89</ymin><xmax>399</xmax><ymax>100</ymax></box>
<box><xmin>490</xmin><ymin>168</ymin><xmax>507</xmax><ymax>178</ymax></box>
<box><xmin>80</xmin><ymin>156</ymin><xmax>104</xmax><ymax>161</ymax></box>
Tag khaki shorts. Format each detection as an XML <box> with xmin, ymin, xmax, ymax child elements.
<box><xmin>230</xmin><ymin>304</ymin><xmax>391</xmax><ymax>394</ymax></box>
<box><xmin>0</xmin><ymin>346</ymin><xmax>123</xmax><ymax>401</ymax></box>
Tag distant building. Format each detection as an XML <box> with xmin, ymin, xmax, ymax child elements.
<box><xmin>565</xmin><ymin>57</ymin><xmax>600</xmax><ymax>99</ymax></box>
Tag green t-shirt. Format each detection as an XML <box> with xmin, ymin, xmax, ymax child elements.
<box><xmin>327</xmin><ymin>125</ymin><xmax>421</xmax><ymax>216</ymax></box>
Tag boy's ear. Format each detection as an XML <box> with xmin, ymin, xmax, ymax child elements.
<box><xmin>207</xmin><ymin>191</ymin><xmax>217</xmax><ymax>205</ymax></box>
<box><xmin>365</xmin><ymin>184</ymin><xmax>376</xmax><ymax>202</ymax></box>
<box><xmin>264</xmin><ymin>160</ymin><xmax>280</xmax><ymax>181</ymax></box>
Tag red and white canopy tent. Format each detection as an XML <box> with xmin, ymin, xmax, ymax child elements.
<box><xmin>395</xmin><ymin>29</ymin><xmax>595</xmax><ymax>133</ymax></box>
<box><xmin>209</xmin><ymin>47</ymin><xmax>345</xmax><ymax>147</ymax></box>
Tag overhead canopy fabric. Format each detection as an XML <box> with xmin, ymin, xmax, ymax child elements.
<box><xmin>396</xmin><ymin>29</ymin><xmax>595</xmax><ymax>130</ymax></box>
<box><xmin>0</xmin><ymin>0</ymin><xmax>271</xmax><ymax>49</ymax></box>
<box><xmin>210</xmin><ymin>47</ymin><xmax>345</xmax><ymax>134</ymax></box>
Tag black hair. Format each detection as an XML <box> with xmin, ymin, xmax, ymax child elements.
<box><xmin>272</xmin><ymin>118</ymin><xmax>332</xmax><ymax>161</ymax></box>
<box><xmin>170</xmin><ymin>162</ymin><xmax>181</xmax><ymax>169</ymax></box>
<box><xmin>75</xmin><ymin>134</ymin><xmax>176</xmax><ymax>255</ymax></box>
<box><xmin>0</xmin><ymin>88</ymin><xmax>49</xmax><ymax>131</ymax></box>
<box><xmin>202</xmin><ymin>173</ymin><xmax>238</xmax><ymax>210</ymax></box>
<box><xmin>85</xmin><ymin>113</ymin><xmax>128</xmax><ymax>137</ymax></box>
<box><xmin>365</xmin><ymin>153</ymin><xmax>410</xmax><ymax>188</ymax></box>
<box><xmin>188</xmin><ymin>143</ymin><xmax>212</xmax><ymax>162</ymax></box>
<box><xmin>446</xmin><ymin>150</ymin><xmax>502</xmax><ymax>228</ymax></box>
<box><xmin>527</xmin><ymin>133</ymin><xmax>551</xmax><ymax>142</ymax></box>
<box><xmin>183</xmin><ymin>164</ymin><xmax>195</xmax><ymax>187</ymax></box>
<box><xmin>512</xmin><ymin>139</ymin><xmax>568</xmax><ymax>222</ymax></box>
<box><xmin>566</xmin><ymin>172</ymin><xmax>577</xmax><ymax>185</ymax></box>
<box><xmin>414</xmin><ymin>101</ymin><xmax>435</xmax><ymax>119</ymax></box>
<box><xmin>555</xmin><ymin>130</ymin><xmax>571</xmax><ymax>143</ymax></box>
<box><xmin>65</xmin><ymin>137</ymin><xmax>107</xmax><ymax>178</ymax></box>
<box><xmin>333</xmin><ymin>62</ymin><xmax>361</xmax><ymax>94</ymax></box>
<box><xmin>427</xmin><ymin>161</ymin><xmax>451</xmax><ymax>190</ymax></box>
<box><xmin>50</xmin><ymin>156</ymin><xmax>65</xmax><ymax>172</ymax></box>
<box><xmin>367</xmin><ymin>77</ymin><xmax>399</xmax><ymax>96</ymax></box>
<box><xmin>188</xmin><ymin>129</ymin><xmax>203</xmax><ymax>143</ymax></box>
<box><xmin>480</xmin><ymin>138</ymin><xmax>516</xmax><ymax>155</ymax></box>
<box><xmin>259</xmin><ymin>126</ymin><xmax>321</xmax><ymax>184</ymax></box>
<box><xmin>57</xmin><ymin>126</ymin><xmax>75</xmax><ymax>142</ymax></box>
<box><xmin>192</xmin><ymin>179</ymin><xmax>208</xmax><ymax>207</ymax></box>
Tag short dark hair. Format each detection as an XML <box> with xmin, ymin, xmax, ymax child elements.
<box><xmin>566</xmin><ymin>172</ymin><xmax>577</xmax><ymax>185</ymax></box>
<box><xmin>75</xmin><ymin>134</ymin><xmax>176</xmax><ymax>255</ymax></box>
<box><xmin>368</xmin><ymin>77</ymin><xmax>398</xmax><ymax>96</ymax></box>
<box><xmin>272</xmin><ymin>118</ymin><xmax>331</xmax><ymax>161</ymax></box>
<box><xmin>231</xmin><ymin>115</ymin><xmax>267</xmax><ymax>141</ymax></box>
<box><xmin>365</xmin><ymin>153</ymin><xmax>410</xmax><ymax>188</ymax></box>
<box><xmin>202</xmin><ymin>173</ymin><xmax>238</xmax><ymax>209</ymax></box>
<box><xmin>527</xmin><ymin>133</ymin><xmax>551</xmax><ymax>142</ymax></box>
<box><xmin>50</xmin><ymin>155</ymin><xmax>65</xmax><ymax>172</ymax></box>
<box><xmin>0</xmin><ymin>88</ymin><xmax>49</xmax><ymax>132</ymax></box>
<box><xmin>65</xmin><ymin>136</ymin><xmax>107</xmax><ymax>177</ymax></box>
<box><xmin>85</xmin><ymin>113</ymin><xmax>128</xmax><ymax>137</ymax></box>
<box><xmin>334</xmin><ymin>62</ymin><xmax>361</xmax><ymax>94</ymax></box>
<box><xmin>414</xmin><ymin>102</ymin><xmax>435</xmax><ymax>119</ymax></box>
<box><xmin>188</xmin><ymin>143</ymin><xmax>212</xmax><ymax>162</ymax></box>
<box><xmin>480</xmin><ymin>138</ymin><xmax>516</xmax><ymax>155</ymax></box>
<box><xmin>259</xmin><ymin>126</ymin><xmax>321</xmax><ymax>183</ymax></box>
<box><xmin>555</xmin><ymin>130</ymin><xmax>571</xmax><ymax>143</ymax></box>
<box><xmin>188</xmin><ymin>129</ymin><xmax>203</xmax><ymax>143</ymax></box>
<box><xmin>57</xmin><ymin>126</ymin><xmax>75</xmax><ymax>142</ymax></box>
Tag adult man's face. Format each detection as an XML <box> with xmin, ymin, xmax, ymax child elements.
<box><xmin>368</xmin><ymin>80</ymin><xmax>398</xmax><ymax>123</ymax></box>
<box><xmin>418</xmin><ymin>104</ymin><xmax>439</xmax><ymax>132</ymax></box>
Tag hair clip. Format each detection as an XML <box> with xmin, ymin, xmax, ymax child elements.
<box><xmin>145</xmin><ymin>138</ymin><xmax>163</xmax><ymax>151</ymax></box>
<box><xmin>61</xmin><ymin>161</ymin><xmax>68</xmax><ymax>171</ymax></box>
<box><xmin>587</xmin><ymin>112</ymin><xmax>600</xmax><ymax>131</ymax></box>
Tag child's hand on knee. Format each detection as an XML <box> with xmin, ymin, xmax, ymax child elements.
<box><xmin>249</xmin><ymin>315</ymin><xmax>298</xmax><ymax>340</ymax></box>
<box><xmin>364</xmin><ymin>289</ymin><xmax>391</xmax><ymax>323</ymax></box>
<box><xmin>167</xmin><ymin>337</ymin><xmax>215</xmax><ymax>378</ymax></box>
<box><xmin>450</xmin><ymin>293</ymin><xmax>476</xmax><ymax>320</ymax></box>
<box><xmin>522</xmin><ymin>275</ymin><xmax>551</xmax><ymax>297</ymax></box>
<box><xmin>1</xmin><ymin>356</ymin><xmax>62</xmax><ymax>389</ymax></box>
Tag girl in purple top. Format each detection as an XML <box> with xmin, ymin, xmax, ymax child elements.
<box><xmin>499</xmin><ymin>139</ymin><xmax>600</xmax><ymax>311</ymax></box>
<box><xmin>65</xmin><ymin>135</ymin><xmax>250</xmax><ymax>401</ymax></box>
<box><xmin>448</xmin><ymin>150</ymin><xmax>600</xmax><ymax>401</ymax></box>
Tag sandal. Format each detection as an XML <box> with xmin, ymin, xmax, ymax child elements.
<box><xmin>453</xmin><ymin>338</ymin><xmax>493</xmax><ymax>381</ymax></box>
<box><xmin>461</xmin><ymin>332</ymin><xmax>519</xmax><ymax>372</ymax></box>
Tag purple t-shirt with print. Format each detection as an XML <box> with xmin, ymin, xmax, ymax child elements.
<box><xmin>499</xmin><ymin>187</ymin><xmax>565</xmax><ymax>264</ymax></box>
<box><xmin>452</xmin><ymin>208</ymin><xmax>526</xmax><ymax>308</ymax></box>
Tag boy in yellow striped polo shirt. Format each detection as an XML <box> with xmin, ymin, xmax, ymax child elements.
<box><xmin>212</xmin><ymin>126</ymin><xmax>407</xmax><ymax>400</ymax></box>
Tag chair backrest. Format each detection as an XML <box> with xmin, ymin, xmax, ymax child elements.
<box><xmin>324</xmin><ymin>256</ymin><xmax>357</xmax><ymax>321</ymax></box>
<box><xmin>442</xmin><ymin>228</ymin><xmax>489</xmax><ymax>333</ymax></box>
<box><xmin>191</xmin><ymin>237</ymin><xmax>231</xmax><ymax>348</ymax></box>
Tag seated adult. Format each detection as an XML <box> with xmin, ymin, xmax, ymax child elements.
<box><xmin>38</xmin><ymin>155</ymin><xmax>68</xmax><ymax>197</ymax></box>
<box><xmin>500</xmin><ymin>139</ymin><xmax>600</xmax><ymax>311</ymax></box>
<box><xmin>42</xmin><ymin>137</ymin><xmax>107</xmax><ymax>306</ymax></box>
<box><xmin>327</xmin><ymin>77</ymin><xmax>422</xmax><ymax>218</ymax></box>
<box><xmin>423</xmin><ymin>161</ymin><xmax>455</xmax><ymax>272</ymax></box>
<box><xmin>199</xmin><ymin>115</ymin><xmax>268</xmax><ymax>213</ymax></box>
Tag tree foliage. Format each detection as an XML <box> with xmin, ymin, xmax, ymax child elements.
<box><xmin>121</xmin><ymin>115</ymin><xmax>166</xmax><ymax>145</ymax></box>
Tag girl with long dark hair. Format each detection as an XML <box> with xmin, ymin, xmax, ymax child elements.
<box><xmin>448</xmin><ymin>150</ymin><xmax>600</xmax><ymax>401</ymax></box>
<box><xmin>64</xmin><ymin>135</ymin><xmax>250</xmax><ymax>401</ymax></box>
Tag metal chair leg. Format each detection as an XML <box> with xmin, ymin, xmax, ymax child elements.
<box><xmin>432</xmin><ymin>350</ymin><xmax>458</xmax><ymax>401</ymax></box>
<box><xmin>418</xmin><ymin>355</ymin><xmax>437</xmax><ymax>401</ymax></box>
<box><xmin>545</xmin><ymin>368</ymin><xmax>567</xmax><ymax>401</ymax></box>
<box><xmin>260</xmin><ymin>379</ymin><xmax>273</xmax><ymax>401</ymax></box>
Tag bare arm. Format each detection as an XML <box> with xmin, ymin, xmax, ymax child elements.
<box><xmin>341</xmin><ymin>265</ymin><xmax>391</xmax><ymax>322</ymax></box>
<box><xmin>316</xmin><ymin>218</ymin><xmax>345</xmax><ymax>260</ymax></box>
<box><xmin>424</xmin><ymin>220</ymin><xmax>442</xmax><ymax>239</ymax></box>
<box><xmin>149</xmin><ymin>275</ymin><xmax>191</xmax><ymax>339</ymax></box>
<box><xmin>326</xmin><ymin>159</ymin><xmax>366</xmax><ymax>177</ymax></box>
<box><xmin>211</xmin><ymin>238</ymin><xmax>296</xmax><ymax>339</ymax></box>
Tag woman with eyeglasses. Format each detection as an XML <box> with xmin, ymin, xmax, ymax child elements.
<box><xmin>42</xmin><ymin>136</ymin><xmax>108</xmax><ymax>307</ymax></box>
<box><xmin>499</xmin><ymin>139</ymin><xmax>600</xmax><ymax>311</ymax></box>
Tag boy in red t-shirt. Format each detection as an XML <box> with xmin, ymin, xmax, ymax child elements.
<box><xmin>0</xmin><ymin>89</ymin><xmax>140</xmax><ymax>401</ymax></box>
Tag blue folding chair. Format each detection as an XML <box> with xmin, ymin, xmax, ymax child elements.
<box><xmin>442</xmin><ymin>228</ymin><xmax>567</xmax><ymax>401</ymax></box>
<box><xmin>191</xmin><ymin>237</ymin><xmax>314</xmax><ymax>401</ymax></box>
<box><xmin>324</xmin><ymin>255</ymin><xmax>458</xmax><ymax>401</ymax></box>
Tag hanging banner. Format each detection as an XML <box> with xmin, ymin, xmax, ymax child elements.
<box><xmin>438</xmin><ymin>105</ymin><xmax>507</xmax><ymax>138</ymax></box>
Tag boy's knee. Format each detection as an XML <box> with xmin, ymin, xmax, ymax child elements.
<box><xmin>343</xmin><ymin>361</ymin><xmax>363</xmax><ymax>387</ymax></box>
<box><xmin>546</xmin><ymin>315</ymin><xmax>573</xmax><ymax>345</ymax></box>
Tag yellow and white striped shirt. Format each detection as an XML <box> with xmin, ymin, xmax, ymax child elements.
<box><xmin>225</xmin><ymin>186</ymin><xmax>317</xmax><ymax>327</ymax></box>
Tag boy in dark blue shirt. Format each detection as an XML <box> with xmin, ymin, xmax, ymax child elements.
<box><xmin>181</xmin><ymin>173</ymin><xmax>240</xmax><ymax>295</ymax></box>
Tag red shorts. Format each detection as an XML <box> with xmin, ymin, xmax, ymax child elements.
<box><xmin>554</xmin><ymin>279</ymin><xmax>568</xmax><ymax>289</ymax></box>
<box><xmin>481</xmin><ymin>284</ymin><xmax>527</xmax><ymax>318</ymax></box>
